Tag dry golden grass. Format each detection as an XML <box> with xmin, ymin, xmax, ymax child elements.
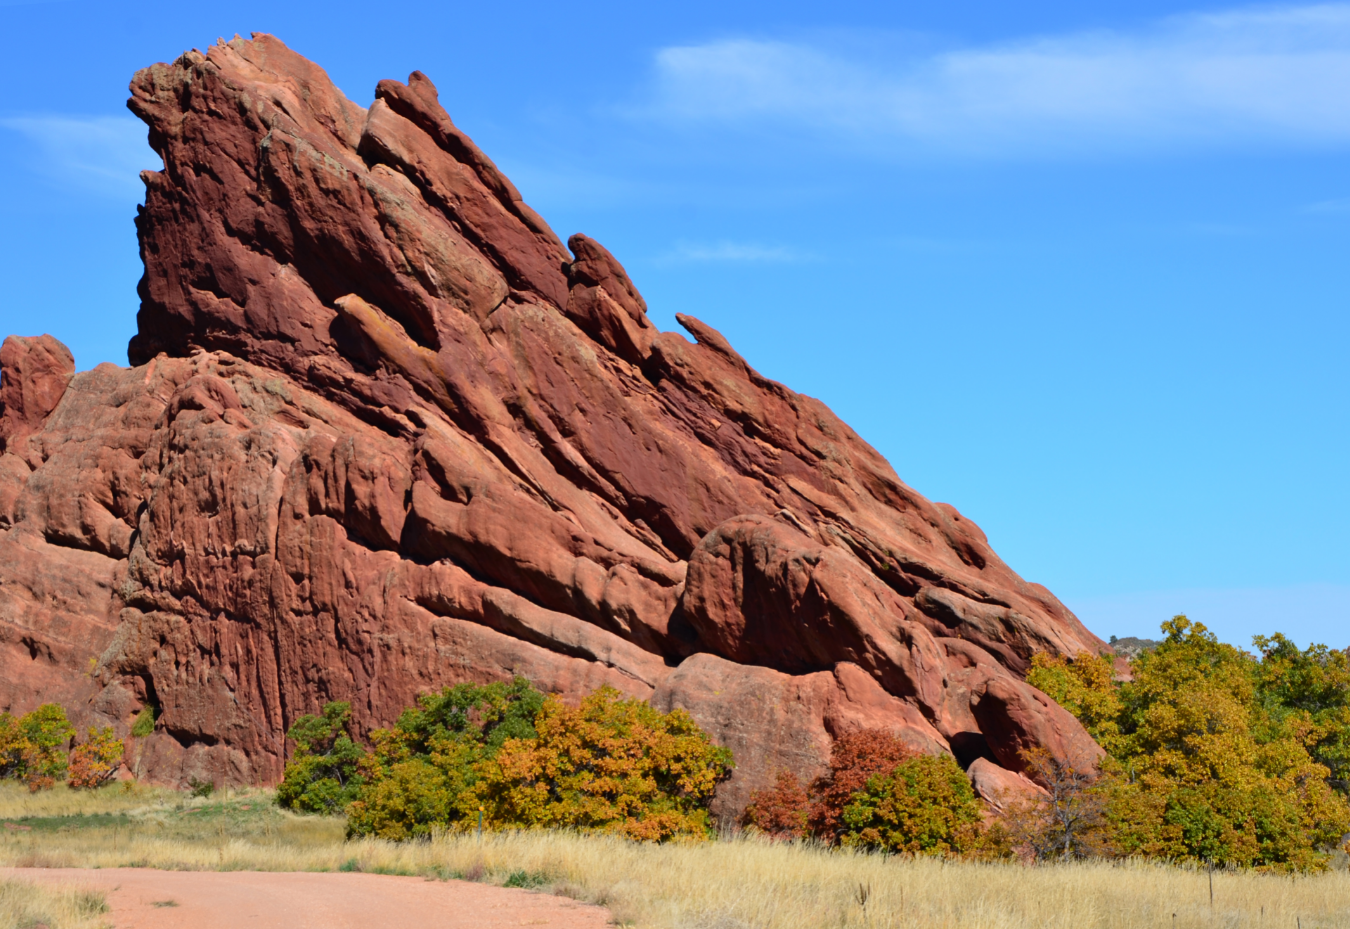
<box><xmin>0</xmin><ymin>782</ymin><xmax>179</xmax><ymax>820</ymax></box>
<box><xmin>0</xmin><ymin>876</ymin><xmax>108</xmax><ymax>929</ymax></box>
<box><xmin>2</xmin><ymin>781</ymin><xmax>1348</xmax><ymax>928</ymax></box>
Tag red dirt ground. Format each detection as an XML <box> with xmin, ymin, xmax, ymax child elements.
<box><xmin>1</xmin><ymin>867</ymin><xmax>612</xmax><ymax>928</ymax></box>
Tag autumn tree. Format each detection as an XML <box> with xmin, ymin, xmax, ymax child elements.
<box><xmin>840</xmin><ymin>752</ymin><xmax>986</xmax><ymax>855</ymax></box>
<box><xmin>1027</xmin><ymin>651</ymin><xmax>1123</xmax><ymax>755</ymax></box>
<box><xmin>1030</xmin><ymin>616</ymin><xmax>1350</xmax><ymax>869</ymax></box>
<box><xmin>1002</xmin><ymin>747</ymin><xmax>1112</xmax><ymax>860</ymax></box>
<box><xmin>0</xmin><ymin>704</ymin><xmax>74</xmax><ymax>790</ymax></box>
<box><xmin>67</xmin><ymin>727</ymin><xmax>125</xmax><ymax>789</ymax></box>
<box><xmin>808</xmin><ymin>729</ymin><xmax>915</xmax><ymax>841</ymax></box>
<box><xmin>333</xmin><ymin>679</ymin><xmax>733</xmax><ymax>842</ymax></box>
<box><xmin>741</xmin><ymin>729</ymin><xmax>1002</xmax><ymax>856</ymax></box>
<box><xmin>742</xmin><ymin>770</ymin><xmax>811</xmax><ymax>840</ymax></box>
<box><xmin>1253</xmin><ymin>633</ymin><xmax>1350</xmax><ymax>795</ymax></box>
<box><xmin>470</xmin><ymin>686</ymin><xmax>733</xmax><ymax>841</ymax></box>
<box><xmin>344</xmin><ymin>677</ymin><xmax>544</xmax><ymax>839</ymax></box>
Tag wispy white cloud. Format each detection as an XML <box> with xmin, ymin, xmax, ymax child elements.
<box><xmin>645</xmin><ymin>4</ymin><xmax>1350</xmax><ymax>156</ymax></box>
<box><xmin>0</xmin><ymin>115</ymin><xmax>159</xmax><ymax>197</ymax></box>
<box><xmin>1304</xmin><ymin>195</ymin><xmax>1350</xmax><ymax>212</ymax></box>
<box><xmin>658</xmin><ymin>240</ymin><xmax>809</xmax><ymax>263</ymax></box>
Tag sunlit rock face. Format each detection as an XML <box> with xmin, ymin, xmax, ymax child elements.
<box><xmin>0</xmin><ymin>34</ymin><xmax>1104</xmax><ymax>814</ymax></box>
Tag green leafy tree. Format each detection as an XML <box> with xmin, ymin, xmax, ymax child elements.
<box><xmin>0</xmin><ymin>704</ymin><xmax>74</xmax><ymax>789</ymax></box>
<box><xmin>345</xmin><ymin>677</ymin><xmax>546</xmax><ymax>839</ymax></box>
<box><xmin>840</xmin><ymin>752</ymin><xmax>984</xmax><ymax>855</ymax></box>
<box><xmin>741</xmin><ymin>729</ymin><xmax>1006</xmax><ymax>857</ymax></box>
<box><xmin>1031</xmin><ymin>616</ymin><xmax>1350</xmax><ymax>870</ymax></box>
<box><xmin>1253</xmin><ymin>633</ymin><xmax>1350</xmax><ymax>794</ymax></box>
<box><xmin>381</xmin><ymin>676</ymin><xmax>545</xmax><ymax>760</ymax></box>
<box><xmin>276</xmin><ymin>702</ymin><xmax>366</xmax><ymax>814</ymax></box>
<box><xmin>130</xmin><ymin>705</ymin><xmax>157</xmax><ymax>739</ymax></box>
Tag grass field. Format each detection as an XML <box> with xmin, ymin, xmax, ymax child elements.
<box><xmin>2</xmin><ymin>782</ymin><xmax>1348</xmax><ymax>928</ymax></box>
<box><xmin>0</xmin><ymin>875</ymin><xmax>107</xmax><ymax>929</ymax></box>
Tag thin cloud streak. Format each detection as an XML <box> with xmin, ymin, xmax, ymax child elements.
<box><xmin>657</xmin><ymin>240</ymin><xmax>809</xmax><ymax>264</ymax></box>
<box><xmin>1304</xmin><ymin>195</ymin><xmax>1350</xmax><ymax>212</ymax></box>
<box><xmin>645</xmin><ymin>4</ymin><xmax>1350</xmax><ymax>156</ymax></box>
<box><xmin>0</xmin><ymin>115</ymin><xmax>159</xmax><ymax>197</ymax></box>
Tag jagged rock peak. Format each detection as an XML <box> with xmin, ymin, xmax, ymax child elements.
<box><xmin>0</xmin><ymin>34</ymin><xmax>1102</xmax><ymax>810</ymax></box>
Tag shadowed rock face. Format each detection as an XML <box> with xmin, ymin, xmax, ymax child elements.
<box><xmin>0</xmin><ymin>34</ymin><xmax>1104</xmax><ymax>812</ymax></box>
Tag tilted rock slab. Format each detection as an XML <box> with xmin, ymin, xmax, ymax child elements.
<box><xmin>0</xmin><ymin>34</ymin><xmax>1103</xmax><ymax>813</ymax></box>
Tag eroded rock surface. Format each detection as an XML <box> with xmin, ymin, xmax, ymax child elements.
<box><xmin>0</xmin><ymin>34</ymin><xmax>1105</xmax><ymax>811</ymax></box>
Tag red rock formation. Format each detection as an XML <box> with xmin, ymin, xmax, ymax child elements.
<box><xmin>0</xmin><ymin>34</ymin><xmax>1106</xmax><ymax>811</ymax></box>
<box><xmin>0</xmin><ymin>335</ymin><xmax>74</xmax><ymax>453</ymax></box>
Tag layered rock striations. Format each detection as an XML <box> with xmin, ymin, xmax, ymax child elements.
<box><xmin>0</xmin><ymin>34</ymin><xmax>1104</xmax><ymax>811</ymax></box>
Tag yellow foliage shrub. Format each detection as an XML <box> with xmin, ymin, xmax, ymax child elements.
<box><xmin>1029</xmin><ymin>616</ymin><xmax>1350</xmax><ymax>870</ymax></box>
<box><xmin>0</xmin><ymin>704</ymin><xmax>74</xmax><ymax>790</ymax></box>
<box><xmin>471</xmin><ymin>686</ymin><xmax>733</xmax><ymax>841</ymax></box>
<box><xmin>67</xmin><ymin>727</ymin><xmax>125</xmax><ymax>790</ymax></box>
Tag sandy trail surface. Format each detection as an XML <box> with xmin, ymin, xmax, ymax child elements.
<box><xmin>1</xmin><ymin>867</ymin><xmax>612</xmax><ymax>928</ymax></box>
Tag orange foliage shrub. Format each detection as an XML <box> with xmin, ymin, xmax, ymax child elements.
<box><xmin>472</xmin><ymin>686</ymin><xmax>733</xmax><ymax>841</ymax></box>
<box><xmin>741</xmin><ymin>769</ymin><xmax>811</xmax><ymax>839</ymax></box>
<box><xmin>67</xmin><ymin>726</ymin><xmax>125</xmax><ymax>789</ymax></box>
<box><xmin>808</xmin><ymin>729</ymin><xmax>915</xmax><ymax>841</ymax></box>
<box><xmin>741</xmin><ymin>729</ymin><xmax>920</xmax><ymax>843</ymax></box>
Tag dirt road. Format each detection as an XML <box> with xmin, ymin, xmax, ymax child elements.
<box><xmin>1</xmin><ymin>867</ymin><xmax>612</xmax><ymax>928</ymax></box>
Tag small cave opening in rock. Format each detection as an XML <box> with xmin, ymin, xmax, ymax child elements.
<box><xmin>948</xmin><ymin>731</ymin><xmax>997</xmax><ymax>769</ymax></box>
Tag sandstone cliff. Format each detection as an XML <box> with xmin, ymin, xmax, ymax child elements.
<box><xmin>0</xmin><ymin>34</ymin><xmax>1103</xmax><ymax>813</ymax></box>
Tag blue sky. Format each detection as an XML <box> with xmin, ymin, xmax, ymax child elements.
<box><xmin>0</xmin><ymin>0</ymin><xmax>1346</xmax><ymax>650</ymax></box>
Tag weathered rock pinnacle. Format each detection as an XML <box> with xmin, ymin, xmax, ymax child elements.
<box><xmin>0</xmin><ymin>34</ymin><xmax>1102</xmax><ymax>813</ymax></box>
